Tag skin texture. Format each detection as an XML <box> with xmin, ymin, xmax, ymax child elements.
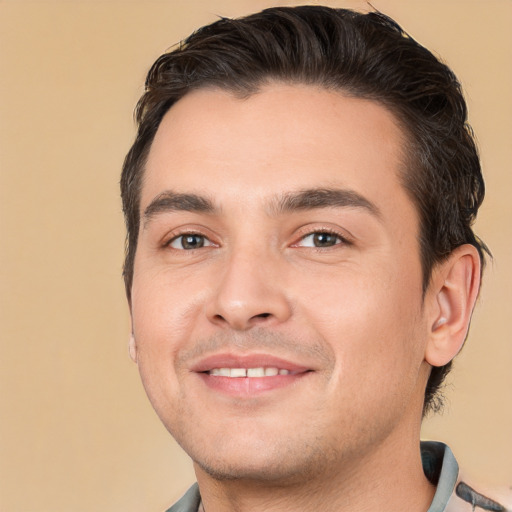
<box><xmin>130</xmin><ymin>84</ymin><xmax>480</xmax><ymax>512</ymax></box>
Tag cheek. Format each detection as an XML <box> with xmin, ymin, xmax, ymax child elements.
<box><xmin>130</xmin><ymin>270</ymin><xmax>196</xmax><ymax>417</ymax></box>
<box><xmin>131</xmin><ymin>262</ymin><xmax>207</xmax><ymax>341</ymax></box>
<box><xmin>296</xmin><ymin>261</ymin><xmax>425</xmax><ymax>377</ymax></box>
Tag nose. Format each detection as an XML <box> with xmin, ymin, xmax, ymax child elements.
<box><xmin>206</xmin><ymin>247</ymin><xmax>292</xmax><ymax>331</ymax></box>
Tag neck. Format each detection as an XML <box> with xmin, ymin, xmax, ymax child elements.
<box><xmin>194</xmin><ymin>424</ymin><xmax>435</xmax><ymax>512</ymax></box>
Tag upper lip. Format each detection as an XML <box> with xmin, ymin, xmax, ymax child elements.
<box><xmin>190</xmin><ymin>353</ymin><xmax>311</xmax><ymax>373</ymax></box>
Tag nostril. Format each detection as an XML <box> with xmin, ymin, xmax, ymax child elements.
<box><xmin>255</xmin><ymin>313</ymin><xmax>271</xmax><ymax>319</ymax></box>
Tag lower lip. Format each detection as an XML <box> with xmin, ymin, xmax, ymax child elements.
<box><xmin>197</xmin><ymin>372</ymin><xmax>309</xmax><ymax>396</ymax></box>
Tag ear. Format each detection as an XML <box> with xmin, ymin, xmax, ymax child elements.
<box><xmin>128</xmin><ymin>333</ymin><xmax>138</xmax><ymax>363</ymax></box>
<box><xmin>424</xmin><ymin>245</ymin><xmax>481</xmax><ymax>367</ymax></box>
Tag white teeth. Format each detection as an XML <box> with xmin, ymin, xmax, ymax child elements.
<box><xmin>209</xmin><ymin>368</ymin><xmax>231</xmax><ymax>377</ymax></box>
<box><xmin>247</xmin><ymin>367</ymin><xmax>265</xmax><ymax>377</ymax></box>
<box><xmin>208</xmin><ymin>367</ymin><xmax>290</xmax><ymax>377</ymax></box>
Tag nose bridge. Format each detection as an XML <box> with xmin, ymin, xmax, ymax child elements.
<box><xmin>207</xmin><ymin>240</ymin><xmax>291</xmax><ymax>330</ymax></box>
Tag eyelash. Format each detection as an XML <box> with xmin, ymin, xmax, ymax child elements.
<box><xmin>294</xmin><ymin>229</ymin><xmax>351</xmax><ymax>249</ymax></box>
<box><xmin>165</xmin><ymin>232</ymin><xmax>215</xmax><ymax>251</ymax></box>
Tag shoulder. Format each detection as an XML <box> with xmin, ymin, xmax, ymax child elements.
<box><xmin>421</xmin><ymin>441</ymin><xmax>511</xmax><ymax>512</ymax></box>
<box><xmin>445</xmin><ymin>475</ymin><xmax>511</xmax><ymax>512</ymax></box>
<box><xmin>165</xmin><ymin>483</ymin><xmax>201</xmax><ymax>512</ymax></box>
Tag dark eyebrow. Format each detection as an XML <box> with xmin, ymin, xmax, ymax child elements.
<box><xmin>269</xmin><ymin>188</ymin><xmax>381</xmax><ymax>218</ymax></box>
<box><xmin>142</xmin><ymin>191</ymin><xmax>216</xmax><ymax>228</ymax></box>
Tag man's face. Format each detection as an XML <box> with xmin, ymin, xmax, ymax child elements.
<box><xmin>131</xmin><ymin>84</ymin><xmax>432</xmax><ymax>482</ymax></box>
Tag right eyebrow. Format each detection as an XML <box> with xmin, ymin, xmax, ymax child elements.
<box><xmin>142</xmin><ymin>191</ymin><xmax>216</xmax><ymax>228</ymax></box>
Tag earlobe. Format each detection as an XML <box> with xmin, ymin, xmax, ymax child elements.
<box><xmin>128</xmin><ymin>333</ymin><xmax>138</xmax><ymax>363</ymax></box>
<box><xmin>425</xmin><ymin>245</ymin><xmax>481</xmax><ymax>367</ymax></box>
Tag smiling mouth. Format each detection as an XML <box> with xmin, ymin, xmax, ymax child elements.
<box><xmin>192</xmin><ymin>353</ymin><xmax>313</xmax><ymax>395</ymax></box>
<box><xmin>207</xmin><ymin>367</ymin><xmax>293</xmax><ymax>377</ymax></box>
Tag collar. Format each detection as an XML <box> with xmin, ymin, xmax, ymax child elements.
<box><xmin>422</xmin><ymin>441</ymin><xmax>459</xmax><ymax>512</ymax></box>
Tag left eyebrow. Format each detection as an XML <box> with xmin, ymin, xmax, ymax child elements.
<box><xmin>268</xmin><ymin>188</ymin><xmax>381</xmax><ymax>218</ymax></box>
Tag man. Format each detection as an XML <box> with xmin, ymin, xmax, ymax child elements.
<box><xmin>121</xmin><ymin>6</ymin><xmax>506</xmax><ymax>512</ymax></box>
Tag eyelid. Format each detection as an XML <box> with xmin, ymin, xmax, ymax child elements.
<box><xmin>291</xmin><ymin>226</ymin><xmax>353</xmax><ymax>248</ymax></box>
<box><xmin>168</xmin><ymin>234</ymin><xmax>214</xmax><ymax>250</ymax></box>
<box><xmin>162</xmin><ymin>227</ymin><xmax>219</xmax><ymax>250</ymax></box>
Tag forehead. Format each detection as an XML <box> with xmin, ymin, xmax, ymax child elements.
<box><xmin>142</xmin><ymin>84</ymin><xmax>412</xmax><ymax>219</ymax></box>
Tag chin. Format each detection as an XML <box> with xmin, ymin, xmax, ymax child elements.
<box><xmin>194</xmin><ymin>454</ymin><xmax>317</xmax><ymax>484</ymax></box>
<box><xmin>189</xmin><ymin>432</ymin><xmax>338</xmax><ymax>485</ymax></box>
<box><xmin>195</xmin><ymin>459</ymin><xmax>279</xmax><ymax>482</ymax></box>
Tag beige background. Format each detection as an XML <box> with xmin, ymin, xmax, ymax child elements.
<box><xmin>0</xmin><ymin>1</ymin><xmax>510</xmax><ymax>511</ymax></box>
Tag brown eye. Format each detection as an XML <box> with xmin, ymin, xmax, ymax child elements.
<box><xmin>169</xmin><ymin>234</ymin><xmax>211</xmax><ymax>250</ymax></box>
<box><xmin>298</xmin><ymin>232</ymin><xmax>342</xmax><ymax>248</ymax></box>
<box><xmin>312</xmin><ymin>233</ymin><xmax>339</xmax><ymax>247</ymax></box>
